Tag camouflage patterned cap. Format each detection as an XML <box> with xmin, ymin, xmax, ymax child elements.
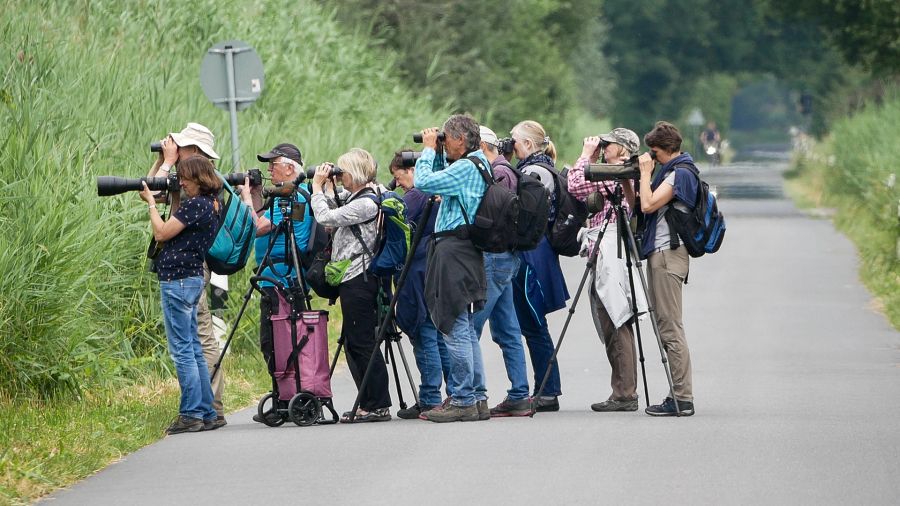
<box><xmin>599</xmin><ymin>128</ymin><xmax>640</xmax><ymax>154</ymax></box>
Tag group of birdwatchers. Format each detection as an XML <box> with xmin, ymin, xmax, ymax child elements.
<box><xmin>139</xmin><ymin>114</ymin><xmax>699</xmax><ymax>434</ymax></box>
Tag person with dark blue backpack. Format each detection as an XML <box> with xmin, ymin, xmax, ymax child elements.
<box><xmin>637</xmin><ymin>121</ymin><xmax>698</xmax><ymax>417</ymax></box>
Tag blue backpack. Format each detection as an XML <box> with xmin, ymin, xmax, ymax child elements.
<box><xmin>206</xmin><ymin>177</ymin><xmax>256</xmax><ymax>275</ymax></box>
<box><xmin>665</xmin><ymin>165</ymin><xmax>725</xmax><ymax>257</ymax></box>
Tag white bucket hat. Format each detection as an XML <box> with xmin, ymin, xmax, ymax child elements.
<box><xmin>479</xmin><ymin>126</ymin><xmax>499</xmax><ymax>147</ymax></box>
<box><xmin>170</xmin><ymin>122</ymin><xmax>220</xmax><ymax>160</ymax></box>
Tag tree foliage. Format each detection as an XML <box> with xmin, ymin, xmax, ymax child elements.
<box><xmin>327</xmin><ymin>0</ymin><xmax>614</xmax><ymax>132</ymax></box>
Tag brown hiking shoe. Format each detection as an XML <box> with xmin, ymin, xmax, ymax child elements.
<box><xmin>421</xmin><ymin>402</ymin><xmax>479</xmax><ymax>423</ymax></box>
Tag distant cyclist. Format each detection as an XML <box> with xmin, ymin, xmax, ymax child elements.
<box><xmin>700</xmin><ymin>121</ymin><xmax>722</xmax><ymax>165</ymax></box>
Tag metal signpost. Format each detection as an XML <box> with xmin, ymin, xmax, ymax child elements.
<box><xmin>200</xmin><ymin>40</ymin><xmax>264</xmax><ymax>172</ymax></box>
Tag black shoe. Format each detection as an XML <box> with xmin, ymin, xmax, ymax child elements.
<box><xmin>476</xmin><ymin>400</ymin><xmax>490</xmax><ymax>421</ymax></box>
<box><xmin>397</xmin><ymin>403</ymin><xmax>437</xmax><ymax>420</ymax></box>
<box><xmin>591</xmin><ymin>398</ymin><xmax>638</xmax><ymax>412</ymax></box>
<box><xmin>533</xmin><ymin>396</ymin><xmax>559</xmax><ymax>412</ymax></box>
<box><xmin>202</xmin><ymin>416</ymin><xmax>227</xmax><ymax>431</ymax></box>
<box><xmin>166</xmin><ymin>415</ymin><xmax>204</xmax><ymax>435</ymax></box>
<box><xmin>645</xmin><ymin>397</ymin><xmax>694</xmax><ymax>417</ymax></box>
<box><xmin>490</xmin><ymin>397</ymin><xmax>534</xmax><ymax>417</ymax></box>
<box><xmin>252</xmin><ymin>412</ymin><xmax>282</xmax><ymax>424</ymax></box>
<box><xmin>341</xmin><ymin>407</ymin><xmax>392</xmax><ymax>423</ymax></box>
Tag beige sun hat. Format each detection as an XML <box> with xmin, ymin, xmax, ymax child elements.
<box><xmin>170</xmin><ymin>122</ymin><xmax>220</xmax><ymax>160</ymax></box>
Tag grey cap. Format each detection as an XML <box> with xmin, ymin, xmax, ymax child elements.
<box><xmin>599</xmin><ymin>128</ymin><xmax>640</xmax><ymax>154</ymax></box>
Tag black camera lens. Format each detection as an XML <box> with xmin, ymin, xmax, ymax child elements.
<box><xmin>96</xmin><ymin>175</ymin><xmax>177</xmax><ymax>196</ymax></box>
<box><xmin>400</xmin><ymin>150</ymin><xmax>422</xmax><ymax>167</ymax></box>
<box><xmin>413</xmin><ymin>132</ymin><xmax>446</xmax><ymax>143</ymax></box>
<box><xmin>305</xmin><ymin>165</ymin><xmax>343</xmax><ymax>179</ymax></box>
<box><xmin>150</xmin><ymin>142</ymin><xmax>162</xmax><ymax>153</ymax></box>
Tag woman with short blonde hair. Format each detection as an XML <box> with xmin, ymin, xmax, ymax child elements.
<box><xmin>309</xmin><ymin>148</ymin><xmax>392</xmax><ymax>422</ymax></box>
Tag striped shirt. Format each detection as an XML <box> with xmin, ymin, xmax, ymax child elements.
<box><xmin>413</xmin><ymin>148</ymin><xmax>489</xmax><ymax>233</ymax></box>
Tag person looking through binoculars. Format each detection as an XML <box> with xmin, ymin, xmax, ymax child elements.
<box><xmin>509</xmin><ymin>120</ymin><xmax>569</xmax><ymax>412</ymax></box>
<box><xmin>309</xmin><ymin>148</ymin><xmax>393</xmax><ymax>423</ymax></box>
<box><xmin>139</xmin><ymin>156</ymin><xmax>222</xmax><ymax>434</ymax></box>
<box><xmin>239</xmin><ymin>143</ymin><xmax>313</xmax><ymax>424</ymax></box>
<box><xmin>414</xmin><ymin>114</ymin><xmax>490</xmax><ymax>423</ymax></box>
<box><xmin>568</xmin><ymin>128</ymin><xmax>643</xmax><ymax>412</ymax></box>
<box><xmin>636</xmin><ymin>121</ymin><xmax>697</xmax><ymax>417</ymax></box>
<box><xmin>146</xmin><ymin>122</ymin><xmax>227</xmax><ymax>428</ymax></box>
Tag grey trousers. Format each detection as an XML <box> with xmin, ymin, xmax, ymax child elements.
<box><xmin>589</xmin><ymin>287</ymin><xmax>638</xmax><ymax>401</ymax></box>
<box><xmin>646</xmin><ymin>246</ymin><xmax>693</xmax><ymax>401</ymax></box>
<box><xmin>198</xmin><ymin>266</ymin><xmax>224</xmax><ymax>417</ymax></box>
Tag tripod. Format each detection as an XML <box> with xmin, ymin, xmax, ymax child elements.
<box><xmin>345</xmin><ymin>196</ymin><xmax>437</xmax><ymax>422</ymax></box>
<box><xmin>533</xmin><ymin>183</ymin><xmax>682</xmax><ymax>416</ymax></box>
<box><xmin>211</xmin><ymin>190</ymin><xmax>310</xmax><ymax>382</ymax></box>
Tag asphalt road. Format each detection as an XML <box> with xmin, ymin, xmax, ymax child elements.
<box><xmin>45</xmin><ymin>156</ymin><xmax>900</xmax><ymax>505</ymax></box>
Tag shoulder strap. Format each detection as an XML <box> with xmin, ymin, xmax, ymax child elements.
<box><xmin>466</xmin><ymin>156</ymin><xmax>495</xmax><ymax>186</ymax></box>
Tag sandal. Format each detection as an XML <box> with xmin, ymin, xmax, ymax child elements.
<box><xmin>341</xmin><ymin>407</ymin><xmax>391</xmax><ymax>423</ymax></box>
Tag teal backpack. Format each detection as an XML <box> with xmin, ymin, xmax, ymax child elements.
<box><xmin>206</xmin><ymin>177</ymin><xmax>256</xmax><ymax>275</ymax></box>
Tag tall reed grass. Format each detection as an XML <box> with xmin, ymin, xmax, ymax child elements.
<box><xmin>0</xmin><ymin>0</ymin><xmax>447</xmax><ymax>398</ymax></box>
<box><xmin>789</xmin><ymin>90</ymin><xmax>900</xmax><ymax>327</ymax></box>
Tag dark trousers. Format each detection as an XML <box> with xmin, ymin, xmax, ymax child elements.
<box><xmin>339</xmin><ymin>274</ymin><xmax>392</xmax><ymax>411</ymax></box>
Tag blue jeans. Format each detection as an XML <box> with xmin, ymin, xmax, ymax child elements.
<box><xmin>440</xmin><ymin>311</ymin><xmax>484</xmax><ymax>407</ymax></box>
<box><xmin>474</xmin><ymin>252</ymin><xmax>529</xmax><ymax>401</ymax></box>
<box><xmin>411</xmin><ymin>316</ymin><xmax>450</xmax><ymax>406</ymax></box>
<box><xmin>160</xmin><ymin>277</ymin><xmax>217</xmax><ymax>420</ymax></box>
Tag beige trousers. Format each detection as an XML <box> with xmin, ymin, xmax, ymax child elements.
<box><xmin>646</xmin><ymin>246</ymin><xmax>693</xmax><ymax>401</ymax></box>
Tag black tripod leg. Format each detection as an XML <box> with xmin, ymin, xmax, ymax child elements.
<box><xmin>393</xmin><ymin>337</ymin><xmax>420</xmax><ymax>406</ymax></box>
<box><xmin>384</xmin><ymin>340</ymin><xmax>407</xmax><ymax>410</ymax></box>
<box><xmin>620</xmin><ymin>224</ymin><xmax>650</xmax><ymax>407</ymax></box>
<box><xmin>533</xmin><ymin>212</ymin><xmax>613</xmax><ymax>416</ymax></box>
<box><xmin>329</xmin><ymin>337</ymin><xmax>344</xmax><ymax>378</ymax></box>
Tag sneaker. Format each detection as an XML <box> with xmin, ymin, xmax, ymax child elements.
<box><xmin>419</xmin><ymin>398</ymin><xmax>451</xmax><ymax>420</ymax></box>
<box><xmin>166</xmin><ymin>415</ymin><xmax>203</xmax><ymax>435</ymax></box>
<box><xmin>421</xmin><ymin>402</ymin><xmax>479</xmax><ymax>423</ymax></box>
<box><xmin>397</xmin><ymin>403</ymin><xmax>438</xmax><ymax>420</ymax></box>
<box><xmin>476</xmin><ymin>400</ymin><xmax>490</xmax><ymax>421</ymax></box>
<box><xmin>591</xmin><ymin>398</ymin><xmax>638</xmax><ymax>412</ymax></box>
<box><xmin>533</xmin><ymin>395</ymin><xmax>560</xmax><ymax>412</ymax></box>
<box><xmin>490</xmin><ymin>397</ymin><xmax>534</xmax><ymax>417</ymax></box>
<box><xmin>202</xmin><ymin>416</ymin><xmax>227</xmax><ymax>431</ymax></box>
<box><xmin>645</xmin><ymin>397</ymin><xmax>694</xmax><ymax>417</ymax></box>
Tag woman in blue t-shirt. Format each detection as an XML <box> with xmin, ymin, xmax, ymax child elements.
<box><xmin>140</xmin><ymin>155</ymin><xmax>222</xmax><ymax>434</ymax></box>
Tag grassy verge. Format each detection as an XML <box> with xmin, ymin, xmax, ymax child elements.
<box><xmin>0</xmin><ymin>352</ymin><xmax>273</xmax><ymax>504</ymax></box>
<box><xmin>784</xmin><ymin>95</ymin><xmax>900</xmax><ymax>328</ymax></box>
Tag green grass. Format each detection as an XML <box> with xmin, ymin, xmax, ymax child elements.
<box><xmin>785</xmin><ymin>93</ymin><xmax>900</xmax><ymax>328</ymax></box>
<box><xmin>0</xmin><ymin>0</ymin><xmax>442</xmax><ymax>501</ymax></box>
<box><xmin>0</xmin><ymin>353</ymin><xmax>271</xmax><ymax>504</ymax></box>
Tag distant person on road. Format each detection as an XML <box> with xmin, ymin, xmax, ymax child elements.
<box><xmin>140</xmin><ymin>155</ymin><xmax>222</xmax><ymax>434</ymax></box>
<box><xmin>637</xmin><ymin>121</ymin><xmax>699</xmax><ymax>416</ymax></box>
<box><xmin>568</xmin><ymin>128</ymin><xmax>644</xmax><ymax>412</ymax></box>
<box><xmin>700</xmin><ymin>121</ymin><xmax>721</xmax><ymax>148</ymax></box>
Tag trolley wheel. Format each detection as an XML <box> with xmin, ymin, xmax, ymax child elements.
<box><xmin>288</xmin><ymin>392</ymin><xmax>321</xmax><ymax>427</ymax></box>
<box><xmin>257</xmin><ymin>392</ymin><xmax>285</xmax><ymax>427</ymax></box>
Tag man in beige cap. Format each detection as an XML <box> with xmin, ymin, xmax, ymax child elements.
<box><xmin>147</xmin><ymin>122</ymin><xmax>227</xmax><ymax>430</ymax></box>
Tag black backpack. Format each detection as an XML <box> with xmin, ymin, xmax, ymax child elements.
<box><xmin>664</xmin><ymin>165</ymin><xmax>726</xmax><ymax>258</ymax></box>
<box><xmin>455</xmin><ymin>156</ymin><xmax>519</xmax><ymax>253</ymax></box>
<box><xmin>497</xmin><ymin>160</ymin><xmax>550</xmax><ymax>251</ymax></box>
<box><xmin>529</xmin><ymin>162</ymin><xmax>588</xmax><ymax>257</ymax></box>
